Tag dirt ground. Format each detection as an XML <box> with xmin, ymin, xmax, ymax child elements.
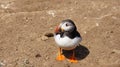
<box><xmin>0</xmin><ymin>0</ymin><xmax>120</xmax><ymax>67</ymax></box>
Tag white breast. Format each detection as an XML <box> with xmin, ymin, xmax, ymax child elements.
<box><xmin>54</xmin><ymin>34</ymin><xmax>82</xmax><ymax>50</ymax></box>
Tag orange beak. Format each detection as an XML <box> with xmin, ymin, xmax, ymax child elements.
<box><xmin>54</xmin><ymin>25</ymin><xmax>60</xmax><ymax>33</ymax></box>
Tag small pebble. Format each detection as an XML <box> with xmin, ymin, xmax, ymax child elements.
<box><xmin>110</xmin><ymin>31</ymin><xmax>113</xmax><ymax>33</ymax></box>
<box><xmin>96</xmin><ymin>23</ymin><xmax>99</xmax><ymax>26</ymax></box>
<box><xmin>84</xmin><ymin>31</ymin><xmax>87</xmax><ymax>34</ymax></box>
<box><xmin>64</xmin><ymin>63</ymin><xmax>70</xmax><ymax>67</ymax></box>
<box><xmin>111</xmin><ymin>51</ymin><xmax>115</xmax><ymax>54</ymax></box>
<box><xmin>41</xmin><ymin>36</ymin><xmax>48</xmax><ymax>41</ymax></box>
<box><xmin>35</xmin><ymin>54</ymin><xmax>41</xmax><ymax>58</ymax></box>
<box><xmin>112</xmin><ymin>49</ymin><xmax>120</xmax><ymax>54</ymax></box>
<box><xmin>44</xmin><ymin>32</ymin><xmax>54</xmax><ymax>37</ymax></box>
<box><xmin>45</xmin><ymin>56</ymin><xmax>49</xmax><ymax>60</ymax></box>
<box><xmin>0</xmin><ymin>60</ymin><xmax>6</xmax><ymax>67</ymax></box>
<box><xmin>24</xmin><ymin>59</ymin><xmax>29</xmax><ymax>64</ymax></box>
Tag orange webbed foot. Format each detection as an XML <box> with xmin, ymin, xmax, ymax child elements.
<box><xmin>56</xmin><ymin>54</ymin><xmax>65</xmax><ymax>61</ymax></box>
<box><xmin>68</xmin><ymin>57</ymin><xmax>78</xmax><ymax>63</ymax></box>
<box><xmin>56</xmin><ymin>48</ymin><xmax>65</xmax><ymax>61</ymax></box>
<box><xmin>68</xmin><ymin>50</ymin><xmax>78</xmax><ymax>63</ymax></box>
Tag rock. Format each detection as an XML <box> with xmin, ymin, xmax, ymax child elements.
<box><xmin>45</xmin><ymin>55</ymin><xmax>49</xmax><ymax>60</ymax></box>
<box><xmin>24</xmin><ymin>59</ymin><xmax>29</xmax><ymax>64</ymax></box>
<box><xmin>35</xmin><ymin>54</ymin><xmax>41</xmax><ymax>58</ymax></box>
<box><xmin>110</xmin><ymin>31</ymin><xmax>113</xmax><ymax>33</ymax></box>
<box><xmin>41</xmin><ymin>36</ymin><xmax>48</xmax><ymax>41</ymax></box>
<box><xmin>0</xmin><ymin>62</ymin><xmax>5</xmax><ymax>67</ymax></box>
<box><xmin>44</xmin><ymin>32</ymin><xmax>54</xmax><ymax>37</ymax></box>
<box><xmin>65</xmin><ymin>64</ymin><xmax>70</xmax><ymax>67</ymax></box>
<box><xmin>112</xmin><ymin>49</ymin><xmax>120</xmax><ymax>54</ymax></box>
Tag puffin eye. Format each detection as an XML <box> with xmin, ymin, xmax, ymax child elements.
<box><xmin>66</xmin><ymin>24</ymin><xmax>68</xmax><ymax>26</ymax></box>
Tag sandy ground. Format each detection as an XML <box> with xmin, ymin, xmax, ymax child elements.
<box><xmin>0</xmin><ymin>0</ymin><xmax>120</xmax><ymax>67</ymax></box>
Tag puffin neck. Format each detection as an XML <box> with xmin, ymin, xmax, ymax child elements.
<box><xmin>60</xmin><ymin>28</ymin><xmax>77</xmax><ymax>38</ymax></box>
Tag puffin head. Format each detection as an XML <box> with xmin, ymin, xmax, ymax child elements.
<box><xmin>55</xmin><ymin>19</ymin><xmax>76</xmax><ymax>33</ymax></box>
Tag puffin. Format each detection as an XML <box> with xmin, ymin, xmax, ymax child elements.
<box><xmin>54</xmin><ymin>19</ymin><xmax>82</xmax><ymax>63</ymax></box>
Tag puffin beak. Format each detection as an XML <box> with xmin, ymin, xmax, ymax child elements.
<box><xmin>55</xmin><ymin>23</ymin><xmax>65</xmax><ymax>33</ymax></box>
<box><xmin>61</xmin><ymin>28</ymin><xmax>64</xmax><ymax>32</ymax></box>
<box><xmin>55</xmin><ymin>25</ymin><xmax>60</xmax><ymax>33</ymax></box>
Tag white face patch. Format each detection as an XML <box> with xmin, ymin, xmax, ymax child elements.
<box><xmin>61</xmin><ymin>22</ymin><xmax>74</xmax><ymax>32</ymax></box>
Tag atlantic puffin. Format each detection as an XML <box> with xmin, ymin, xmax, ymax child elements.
<box><xmin>54</xmin><ymin>19</ymin><xmax>82</xmax><ymax>63</ymax></box>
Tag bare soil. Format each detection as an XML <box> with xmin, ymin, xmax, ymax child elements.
<box><xmin>0</xmin><ymin>0</ymin><xmax>120</xmax><ymax>67</ymax></box>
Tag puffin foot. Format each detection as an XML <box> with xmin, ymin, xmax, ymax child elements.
<box><xmin>68</xmin><ymin>50</ymin><xmax>78</xmax><ymax>63</ymax></box>
<box><xmin>56</xmin><ymin>54</ymin><xmax>65</xmax><ymax>61</ymax></box>
<box><xmin>68</xmin><ymin>57</ymin><xmax>78</xmax><ymax>63</ymax></box>
<box><xmin>56</xmin><ymin>48</ymin><xmax>65</xmax><ymax>61</ymax></box>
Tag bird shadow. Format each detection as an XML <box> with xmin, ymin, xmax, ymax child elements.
<box><xmin>62</xmin><ymin>44</ymin><xmax>90</xmax><ymax>60</ymax></box>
